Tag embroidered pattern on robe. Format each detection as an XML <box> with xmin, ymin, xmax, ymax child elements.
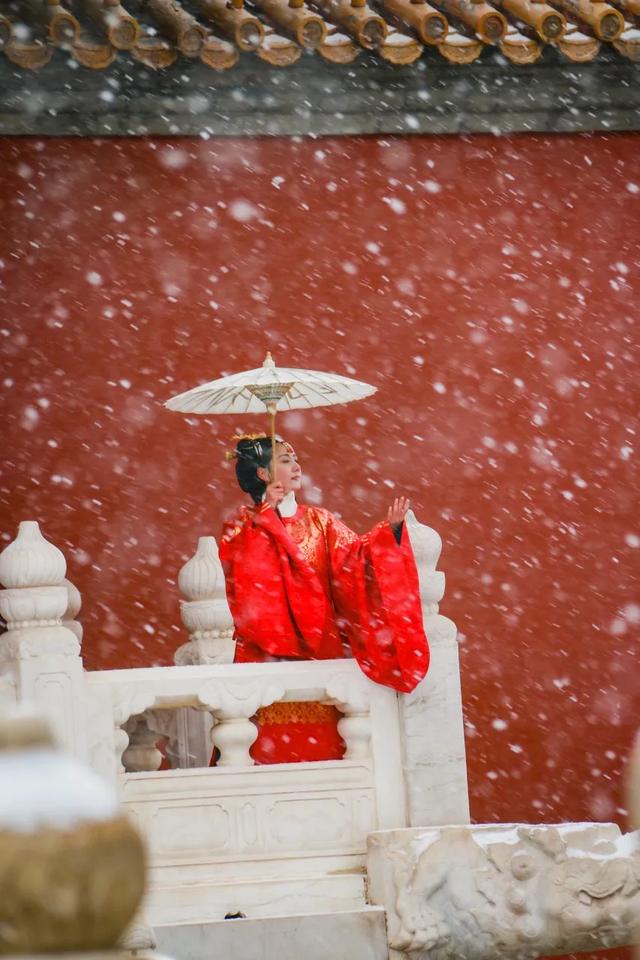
<box><xmin>219</xmin><ymin>502</ymin><xmax>429</xmax><ymax>694</ymax></box>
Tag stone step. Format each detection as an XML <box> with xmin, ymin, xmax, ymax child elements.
<box><xmin>153</xmin><ymin>907</ymin><xmax>389</xmax><ymax>960</ymax></box>
<box><xmin>145</xmin><ymin>872</ymin><xmax>367</xmax><ymax>925</ymax></box>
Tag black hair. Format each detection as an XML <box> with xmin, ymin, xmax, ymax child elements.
<box><xmin>235</xmin><ymin>436</ymin><xmax>274</xmax><ymax>504</ymax></box>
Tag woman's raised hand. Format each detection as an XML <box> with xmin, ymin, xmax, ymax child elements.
<box><xmin>387</xmin><ymin>496</ymin><xmax>410</xmax><ymax>528</ymax></box>
<box><xmin>265</xmin><ymin>481</ymin><xmax>285</xmax><ymax>510</ymax></box>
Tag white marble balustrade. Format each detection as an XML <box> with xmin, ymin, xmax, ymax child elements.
<box><xmin>0</xmin><ymin>514</ymin><xmax>469</xmax><ymax>925</ymax></box>
<box><xmin>86</xmin><ymin>658</ymin><xmax>407</xmax><ymax>924</ymax></box>
<box><xmin>85</xmin><ymin>658</ymin><xmax>405</xmax><ymax>813</ymax></box>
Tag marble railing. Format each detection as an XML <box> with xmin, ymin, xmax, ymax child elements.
<box><xmin>0</xmin><ymin>514</ymin><xmax>469</xmax><ymax>923</ymax></box>
<box><xmin>86</xmin><ymin>656</ymin><xmax>406</xmax><ymax>808</ymax></box>
<box><xmin>84</xmin><ymin>657</ymin><xmax>406</xmax><ymax>923</ymax></box>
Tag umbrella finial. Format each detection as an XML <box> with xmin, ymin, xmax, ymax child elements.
<box><xmin>263</xmin><ymin>352</ymin><xmax>276</xmax><ymax>369</ymax></box>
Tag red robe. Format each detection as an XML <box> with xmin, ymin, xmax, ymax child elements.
<box><xmin>218</xmin><ymin>501</ymin><xmax>429</xmax><ymax>762</ymax></box>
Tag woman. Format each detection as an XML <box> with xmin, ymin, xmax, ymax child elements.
<box><xmin>219</xmin><ymin>434</ymin><xmax>429</xmax><ymax>763</ymax></box>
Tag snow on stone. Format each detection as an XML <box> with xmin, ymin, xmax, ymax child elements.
<box><xmin>0</xmin><ymin>749</ymin><xmax>119</xmax><ymax>833</ymax></box>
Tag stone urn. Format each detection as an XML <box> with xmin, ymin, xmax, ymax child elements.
<box><xmin>0</xmin><ymin>711</ymin><xmax>146</xmax><ymax>955</ymax></box>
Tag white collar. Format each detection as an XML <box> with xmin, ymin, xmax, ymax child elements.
<box><xmin>278</xmin><ymin>491</ymin><xmax>298</xmax><ymax>518</ymax></box>
<box><xmin>260</xmin><ymin>491</ymin><xmax>298</xmax><ymax>517</ymax></box>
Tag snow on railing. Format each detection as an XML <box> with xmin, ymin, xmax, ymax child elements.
<box><xmin>0</xmin><ymin>514</ymin><xmax>468</xmax><ymax>827</ymax></box>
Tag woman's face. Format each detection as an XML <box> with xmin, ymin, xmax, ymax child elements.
<box><xmin>260</xmin><ymin>443</ymin><xmax>302</xmax><ymax>494</ymax></box>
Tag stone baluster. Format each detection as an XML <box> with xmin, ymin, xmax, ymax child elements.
<box><xmin>325</xmin><ymin>674</ymin><xmax>372</xmax><ymax>760</ymax></box>
<box><xmin>402</xmin><ymin>510</ymin><xmax>469</xmax><ymax>827</ymax></box>
<box><xmin>199</xmin><ymin>679</ymin><xmax>284</xmax><ymax>767</ymax></box>
<box><xmin>112</xmin><ymin>686</ymin><xmax>159</xmax><ymax>774</ymax></box>
<box><xmin>0</xmin><ymin>521</ymin><xmax>87</xmax><ymax>759</ymax></box>
<box><xmin>174</xmin><ymin>535</ymin><xmax>235</xmax><ymax>665</ymax></box>
<box><xmin>122</xmin><ymin>714</ymin><xmax>165</xmax><ymax>773</ymax></box>
<box><xmin>173</xmin><ymin>535</ymin><xmax>235</xmax><ymax>769</ymax></box>
<box><xmin>405</xmin><ymin>510</ymin><xmax>450</xmax><ymax>625</ymax></box>
<box><xmin>210</xmin><ymin>711</ymin><xmax>255</xmax><ymax>767</ymax></box>
<box><xmin>63</xmin><ymin>577</ymin><xmax>83</xmax><ymax>644</ymax></box>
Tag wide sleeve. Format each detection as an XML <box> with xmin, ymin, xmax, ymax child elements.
<box><xmin>325</xmin><ymin>514</ymin><xmax>430</xmax><ymax>694</ymax></box>
<box><xmin>218</xmin><ymin>506</ymin><xmax>331</xmax><ymax>659</ymax></box>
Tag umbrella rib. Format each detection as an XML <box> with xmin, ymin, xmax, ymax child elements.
<box><xmin>166</xmin><ymin>365</ymin><xmax>375</xmax><ymax>417</ymax></box>
<box><xmin>217</xmin><ymin>385</ymin><xmax>253</xmax><ymax>413</ymax></box>
<box><xmin>301</xmin><ymin>376</ymin><xmax>344</xmax><ymax>397</ymax></box>
<box><xmin>302</xmin><ymin>371</ymin><xmax>341</xmax><ymax>389</ymax></box>
<box><xmin>290</xmin><ymin>382</ymin><xmax>337</xmax><ymax>404</ymax></box>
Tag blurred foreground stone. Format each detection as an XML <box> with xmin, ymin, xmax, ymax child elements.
<box><xmin>0</xmin><ymin>711</ymin><xmax>146</xmax><ymax>957</ymax></box>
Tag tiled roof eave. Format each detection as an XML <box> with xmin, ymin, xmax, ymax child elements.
<box><xmin>0</xmin><ymin>0</ymin><xmax>638</xmax><ymax>69</ymax></box>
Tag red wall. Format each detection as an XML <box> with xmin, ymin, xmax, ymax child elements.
<box><xmin>2</xmin><ymin>134</ymin><xmax>639</xmax><ymax>851</ymax></box>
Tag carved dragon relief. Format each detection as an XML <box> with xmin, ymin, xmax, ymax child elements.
<box><xmin>369</xmin><ymin>823</ymin><xmax>640</xmax><ymax>960</ymax></box>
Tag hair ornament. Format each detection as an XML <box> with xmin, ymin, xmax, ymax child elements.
<box><xmin>232</xmin><ymin>431</ymin><xmax>271</xmax><ymax>443</ymax></box>
<box><xmin>224</xmin><ymin>431</ymin><xmax>282</xmax><ymax>466</ymax></box>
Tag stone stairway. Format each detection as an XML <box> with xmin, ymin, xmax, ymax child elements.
<box><xmin>153</xmin><ymin>907</ymin><xmax>389</xmax><ymax>960</ymax></box>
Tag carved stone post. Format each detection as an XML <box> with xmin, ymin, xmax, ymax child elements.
<box><xmin>175</xmin><ymin>535</ymin><xmax>235</xmax><ymax>665</ymax></box>
<box><xmin>0</xmin><ymin>521</ymin><xmax>88</xmax><ymax>759</ymax></box>
<box><xmin>173</xmin><ymin>535</ymin><xmax>235</xmax><ymax>768</ymax></box>
<box><xmin>63</xmin><ymin>576</ymin><xmax>83</xmax><ymax>644</ymax></box>
<box><xmin>402</xmin><ymin>511</ymin><xmax>469</xmax><ymax>826</ymax></box>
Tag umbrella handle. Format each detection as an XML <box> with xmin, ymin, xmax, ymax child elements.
<box><xmin>268</xmin><ymin>403</ymin><xmax>278</xmax><ymax>484</ymax></box>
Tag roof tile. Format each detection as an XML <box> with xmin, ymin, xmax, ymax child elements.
<box><xmin>1</xmin><ymin>0</ymin><xmax>638</xmax><ymax>67</ymax></box>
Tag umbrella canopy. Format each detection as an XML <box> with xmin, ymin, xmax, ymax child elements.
<box><xmin>165</xmin><ymin>353</ymin><xmax>377</xmax><ymax>481</ymax></box>
<box><xmin>164</xmin><ymin>353</ymin><xmax>376</xmax><ymax>415</ymax></box>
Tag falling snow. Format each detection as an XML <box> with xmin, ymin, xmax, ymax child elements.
<box><xmin>1</xmin><ymin>132</ymin><xmax>638</xmax><ymax>834</ymax></box>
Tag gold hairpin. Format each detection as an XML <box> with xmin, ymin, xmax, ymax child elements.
<box><xmin>231</xmin><ymin>431</ymin><xmax>269</xmax><ymax>442</ymax></box>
